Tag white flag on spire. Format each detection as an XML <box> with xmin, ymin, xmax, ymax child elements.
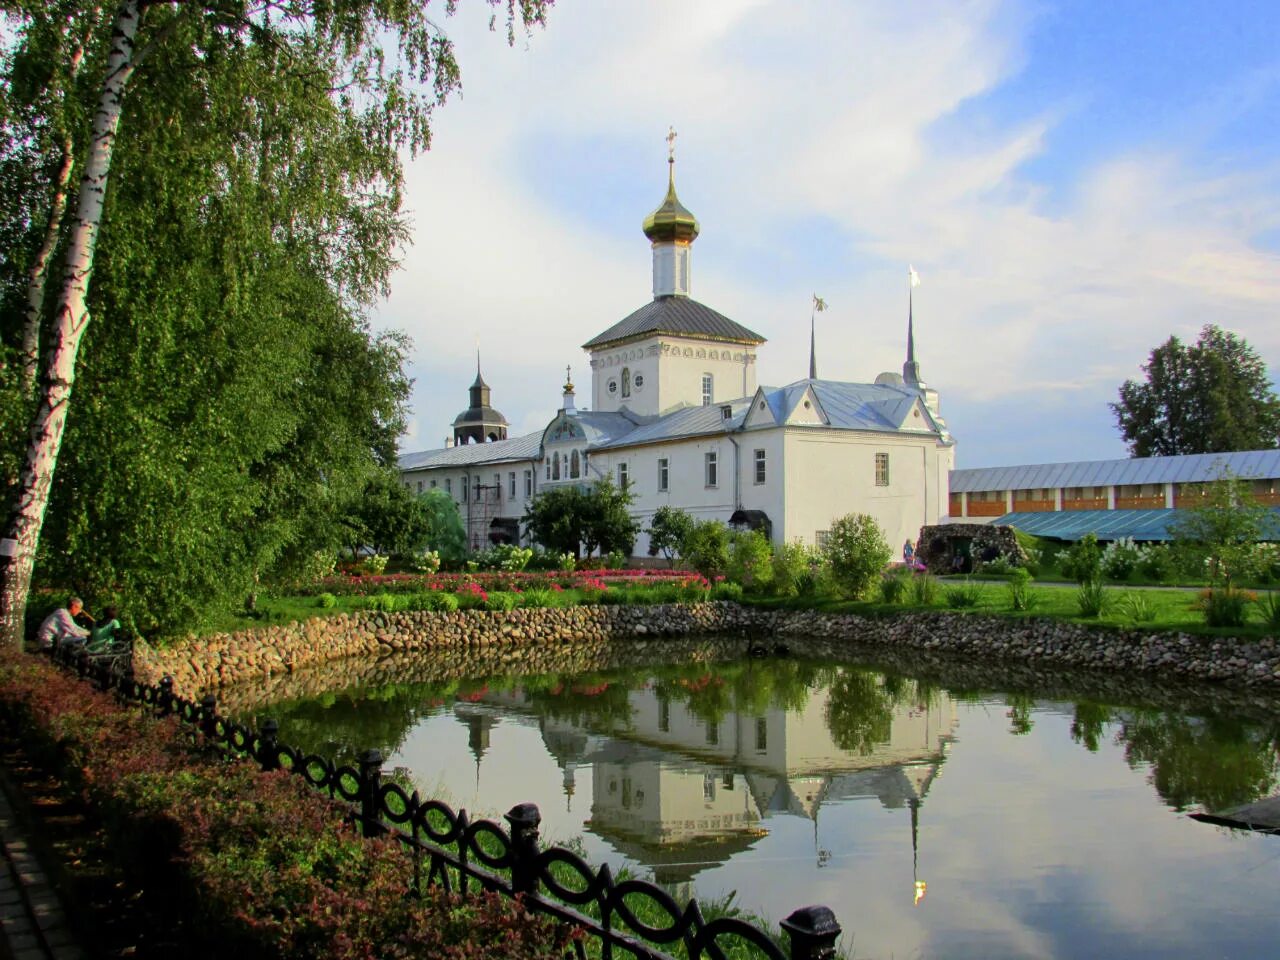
<box><xmin>909</xmin><ymin>265</ymin><xmax>921</xmax><ymax>288</ymax></box>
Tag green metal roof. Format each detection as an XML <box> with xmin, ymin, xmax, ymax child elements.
<box><xmin>993</xmin><ymin>507</ymin><xmax>1280</xmax><ymax>542</ymax></box>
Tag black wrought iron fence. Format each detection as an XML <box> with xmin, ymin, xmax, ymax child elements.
<box><xmin>51</xmin><ymin>644</ymin><xmax>844</xmax><ymax>960</ymax></box>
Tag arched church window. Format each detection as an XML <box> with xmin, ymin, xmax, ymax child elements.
<box><xmin>570</xmin><ymin>449</ymin><xmax>580</xmax><ymax>479</ymax></box>
<box><xmin>552</xmin><ymin>453</ymin><xmax>561</xmax><ymax>481</ymax></box>
<box><xmin>622</xmin><ymin>367</ymin><xmax>631</xmax><ymax>398</ymax></box>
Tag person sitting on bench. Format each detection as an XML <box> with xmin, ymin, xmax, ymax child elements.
<box><xmin>36</xmin><ymin>596</ymin><xmax>91</xmax><ymax>650</ymax></box>
<box><xmin>86</xmin><ymin>606</ymin><xmax>122</xmax><ymax>653</ymax></box>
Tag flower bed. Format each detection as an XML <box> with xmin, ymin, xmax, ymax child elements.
<box><xmin>0</xmin><ymin>652</ymin><xmax>575</xmax><ymax>959</ymax></box>
<box><xmin>307</xmin><ymin>568</ymin><xmax>700</xmax><ymax>598</ymax></box>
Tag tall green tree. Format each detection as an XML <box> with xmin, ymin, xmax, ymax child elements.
<box><xmin>1111</xmin><ymin>325</ymin><xmax>1280</xmax><ymax>457</ymax></box>
<box><xmin>1169</xmin><ymin>471</ymin><xmax>1279</xmax><ymax>590</ymax></box>
<box><xmin>0</xmin><ymin>1</ymin><xmax>553</xmax><ymax>642</ymax></box>
<box><xmin>522</xmin><ymin>477</ymin><xmax>637</xmax><ymax>560</ymax></box>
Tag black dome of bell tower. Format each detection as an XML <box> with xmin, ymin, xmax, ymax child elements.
<box><xmin>452</xmin><ymin>354</ymin><xmax>509</xmax><ymax>444</ymax></box>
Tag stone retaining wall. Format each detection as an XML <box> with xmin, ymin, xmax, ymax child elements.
<box><xmin>134</xmin><ymin>603</ymin><xmax>1280</xmax><ymax>698</ymax></box>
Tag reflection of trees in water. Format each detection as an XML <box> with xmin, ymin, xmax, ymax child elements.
<box><xmin>821</xmin><ymin>667</ymin><xmax>941</xmax><ymax>755</ymax></box>
<box><xmin>1118</xmin><ymin>711</ymin><xmax>1280</xmax><ymax>812</ymax></box>
<box><xmin>1070</xmin><ymin>701</ymin><xmax>1113</xmax><ymax>752</ymax></box>
<box><xmin>650</xmin><ymin>659</ymin><xmax>822</xmax><ymax>726</ymax></box>
<box><xmin>260</xmin><ymin>678</ymin><xmax>464</xmax><ymax>760</ymax></box>
<box><xmin>520</xmin><ymin>672</ymin><xmax>638</xmax><ymax>730</ymax></box>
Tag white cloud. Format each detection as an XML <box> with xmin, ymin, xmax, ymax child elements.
<box><xmin>379</xmin><ymin>0</ymin><xmax>1280</xmax><ymax>463</ymax></box>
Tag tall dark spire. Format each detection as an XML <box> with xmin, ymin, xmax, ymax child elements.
<box><xmin>810</xmin><ymin>294</ymin><xmax>826</xmax><ymax>380</ymax></box>
<box><xmin>903</xmin><ymin>268</ymin><xmax>922</xmax><ymax>386</ymax></box>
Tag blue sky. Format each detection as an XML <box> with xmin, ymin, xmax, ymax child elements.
<box><xmin>378</xmin><ymin>0</ymin><xmax>1280</xmax><ymax>467</ymax></box>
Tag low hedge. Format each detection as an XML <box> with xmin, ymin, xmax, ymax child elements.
<box><xmin>0</xmin><ymin>652</ymin><xmax>578</xmax><ymax>959</ymax></box>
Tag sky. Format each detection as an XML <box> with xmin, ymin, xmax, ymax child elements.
<box><xmin>378</xmin><ymin>0</ymin><xmax>1280</xmax><ymax>468</ymax></box>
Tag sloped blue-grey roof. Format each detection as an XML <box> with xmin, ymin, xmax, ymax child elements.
<box><xmin>592</xmin><ymin>399</ymin><xmax>751</xmax><ymax>449</ymax></box>
<box><xmin>398</xmin><ymin>430</ymin><xmax>542</xmax><ymax>471</ymax></box>
<box><xmin>994</xmin><ymin>507</ymin><xmax>1280</xmax><ymax>542</ymax></box>
<box><xmin>952</xmin><ymin>450</ymin><xmax>1280</xmax><ymax>493</ymax></box>
<box><xmin>545</xmin><ymin>410</ymin><xmax>648</xmax><ymax>447</ymax></box>
<box><xmin>756</xmin><ymin>379</ymin><xmax>943</xmax><ymax>434</ymax></box>
<box><xmin>583</xmin><ymin>296</ymin><xmax>765</xmax><ymax>349</ymax></box>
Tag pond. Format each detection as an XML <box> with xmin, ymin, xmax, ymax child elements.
<box><xmin>226</xmin><ymin>637</ymin><xmax>1280</xmax><ymax>959</ymax></box>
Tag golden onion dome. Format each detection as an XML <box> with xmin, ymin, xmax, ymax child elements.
<box><xmin>642</xmin><ymin>160</ymin><xmax>700</xmax><ymax>244</ymax></box>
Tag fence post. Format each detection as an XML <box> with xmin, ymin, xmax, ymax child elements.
<box><xmin>157</xmin><ymin>676</ymin><xmax>174</xmax><ymax>715</ymax></box>
<box><xmin>358</xmin><ymin>748</ymin><xmax>385</xmax><ymax>837</ymax></box>
<box><xmin>504</xmin><ymin>802</ymin><xmax>542</xmax><ymax>896</ymax></box>
<box><xmin>781</xmin><ymin>906</ymin><xmax>841</xmax><ymax>960</ymax></box>
<box><xmin>257</xmin><ymin>719</ymin><xmax>280</xmax><ymax>771</ymax></box>
<box><xmin>200</xmin><ymin>695</ymin><xmax>218</xmax><ymax>742</ymax></box>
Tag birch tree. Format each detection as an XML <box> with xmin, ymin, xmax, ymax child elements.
<box><xmin>0</xmin><ymin>0</ymin><xmax>553</xmax><ymax>644</ymax></box>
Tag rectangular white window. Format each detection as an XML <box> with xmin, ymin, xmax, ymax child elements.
<box><xmin>701</xmin><ymin>373</ymin><xmax>713</xmax><ymax>406</ymax></box>
<box><xmin>754</xmin><ymin>448</ymin><xmax>766</xmax><ymax>484</ymax></box>
<box><xmin>875</xmin><ymin>452</ymin><xmax>890</xmax><ymax>487</ymax></box>
<box><xmin>524</xmin><ymin>470</ymin><xmax>533</xmax><ymax>497</ymax></box>
<box><xmin>416</xmin><ymin>481</ymin><xmax>423</xmax><ymax>493</ymax></box>
<box><xmin>459</xmin><ymin>477</ymin><xmax>466</xmax><ymax>500</ymax></box>
<box><xmin>509</xmin><ymin>472</ymin><xmax>516</xmax><ymax>498</ymax></box>
<box><xmin>658</xmin><ymin>458</ymin><xmax>669</xmax><ymax>492</ymax></box>
<box><xmin>815</xmin><ymin>529</ymin><xmax>831</xmax><ymax>550</ymax></box>
<box><xmin>705</xmin><ymin>451</ymin><xmax>718</xmax><ymax>487</ymax></box>
<box><xmin>430</xmin><ymin>479</ymin><xmax>437</xmax><ymax>489</ymax></box>
<box><xmin>618</xmin><ymin>462</ymin><xmax>629</xmax><ymax>489</ymax></box>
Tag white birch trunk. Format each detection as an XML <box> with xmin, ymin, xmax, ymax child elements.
<box><xmin>0</xmin><ymin>0</ymin><xmax>141</xmax><ymax>647</ymax></box>
<box><xmin>19</xmin><ymin>136</ymin><xmax>75</xmax><ymax>396</ymax></box>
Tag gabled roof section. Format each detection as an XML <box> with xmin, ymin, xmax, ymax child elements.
<box><xmin>748</xmin><ymin>379</ymin><xmax>945</xmax><ymax>436</ymax></box>
<box><xmin>583</xmin><ymin>296</ymin><xmax>766</xmax><ymax>350</ymax></box>
<box><xmin>398</xmin><ymin>430</ymin><xmax>542</xmax><ymax>471</ymax></box>
<box><xmin>951</xmin><ymin>449</ymin><xmax>1280</xmax><ymax>493</ymax></box>
<box><xmin>743</xmin><ymin>387</ymin><xmax>778</xmax><ymax>428</ymax></box>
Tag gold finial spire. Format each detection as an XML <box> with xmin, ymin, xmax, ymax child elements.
<box><xmin>643</xmin><ymin>127</ymin><xmax>699</xmax><ymax>244</ymax></box>
<box><xmin>563</xmin><ymin>364</ymin><xmax>574</xmax><ymax>392</ymax></box>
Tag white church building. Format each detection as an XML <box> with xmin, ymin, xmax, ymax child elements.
<box><xmin>398</xmin><ymin>153</ymin><xmax>956</xmax><ymax>557</ymax></box>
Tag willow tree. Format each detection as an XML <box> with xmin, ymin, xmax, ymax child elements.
<box><xmin>0</xmin><ymin>0</ymin><xmax>552</xmax><ymax>643</ymax></box>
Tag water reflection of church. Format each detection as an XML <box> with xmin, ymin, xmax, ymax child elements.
<box><xmin>458</xmin><ymin>681</ymin><xmax>957</xmax><ymax>894</ymax></box>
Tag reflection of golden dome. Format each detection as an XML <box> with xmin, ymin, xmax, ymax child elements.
<box><xmin>642</xmin><ymin>160</ymin><xmax>700</xmax><ymax>244</ymax></box>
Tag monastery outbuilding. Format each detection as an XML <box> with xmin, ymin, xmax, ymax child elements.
<box><xmin>399</xmin><ymin>148</ymin><xmax>955</xmax><ymax>558</ymax></box>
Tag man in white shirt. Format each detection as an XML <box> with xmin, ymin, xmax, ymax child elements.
<box><xmin>36</xmin><ymin>597</ymin><xmax>91</xmax><ymax>650</ymax></box>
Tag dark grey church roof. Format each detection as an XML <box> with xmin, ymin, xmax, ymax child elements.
<box><xmin>582</xmin><ymin>296</ymin><xmax>766</xmax><ymax>349</ymax></box>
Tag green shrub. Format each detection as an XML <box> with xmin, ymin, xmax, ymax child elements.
<box><xmin>1101</xmin><ymin>537</ymin><xmax>1141</xmax><ymax>581</ymax></box>
<box><xmin>728</xmin><ymin>530</ymin><xmax>774</xmax><ymax>593</ymax></box>
<box><xmin>944</xmin><ymin>579</ymin><xmax>982</xmax><ymax>608</ymax></box>
<box><xmin>822</xmin><ymin>513</ymin><xmax>891</xmax><ymax>599</ymax></box>
<box><xmin>1258</xmin><ymin>591</ymin><xmax>1280</xmax><ymax>630</ymax></box>
<box><xmin>910</xmin><ymin>572</ymin><xmax>939</xmax><ymax>605</ymax></box>
<box><xmin>1197</xmin><ymin>588</ymin><xmax>1254</xmax><ymax>628</ymax></box>
<box><xmin>481</xmin><ymin>591</ymin><xmax>518</xmax><ymax>612</ymax></box>
<box><xmin>425</xmin><ymin>591</ymin><xmax>459</xmax><ymax>613</ymax></box>
<box><xmin>473</xmin><ymin>544</ymin><xmax>533</xmax><ymax>572</ymax></box>
<box><xmin>361</xmin><ymin>554</ymin><xmax>390</xmax><ymax>576</ymax></box>
<box><xmin>604</xmin><ymin>549</ymin><xmax>627</xmax><ymax>570</ymax></box>
<box><xmin>681</xmin><ymin>520</ymin><xmax>730</xmax><ymax>579</ymax></box>
<box><xmin>981</xmin><ymin>555</ymin><xmax>1015</xmax><ymax>575</ymax></box>
<box><xmin>771</xmin><ymin>540</ymin><xmax>812</xmax><ymax>597</ymax></box>
<box><xmin>710</xmin><ymin>581</ymin><xmax>745</xmax><ymax>603</ymax></box>
<box><xmin>1063</xmin><ymin>534</ymin><xmax>1102</xmax><ymax>585</ymax></box>
<box><xmin>409</xmin><ymin>550</ymin><xmax>441</xmax><ymax>574</ymax></box>
<box><xmin>315</xmin><ymin>592</ymin><xmax>338</xmax><ymax>609</ymax></box>
<box><xmin>518</xmin><ymin>588</ymin><xmax>558</xmax><ymax>608</ymax></box>
<box><xmin>557</xmin><ymin>552</ymin><xmax>577</xmax><ymax>573</ymax></box>
<box><xmin>1076</xmin><ymin>579</ymin><xmax>1107</xmax><ymax>618</ymax></box>
<box><xmin>363</xmin><ymin>592</ymin><xmax>402</xmax><ymax>613</ymax></box>
<box><xmin>1135</xmin><ymin>543</ymin><xmax>1175</xmax><ymax>581</ymax></box>
<box><xmin>1118</xmin><ymin>591</ymin><xmax>1157</xmax><ymax>623</ymax></box>
<box><xmin>1007</xmin><ymin>568</ymin><xmax>1035</xmax><ymax>611</ymax></box>
<box><xmin>880</xmin><ymin>569</ymin><xmax>908</xmax><ymax>604</ymax></box>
